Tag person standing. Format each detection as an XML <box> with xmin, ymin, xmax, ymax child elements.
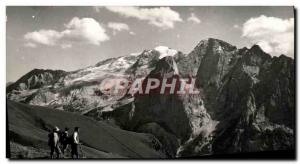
<box><xmin>60</xmin><ymin>127</ymin><xmax>69</xmax><ymax>156</ymax></box>
<box><xmin>48</xmin><ymin>126</ymin><xmax>61</xmax><ymax>159</ymax></box>
<box><xmin>71</xmin><ymin>127</ymin><xmax>80</xmax><ymax>159</ymax></box>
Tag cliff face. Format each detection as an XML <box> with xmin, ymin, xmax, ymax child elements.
<box><xmin>177</xmin><ymin>40</ymin><xmax>295</xmax><ymax>156</ymax></box>
<box><xmin>7</xmin><ymin>38</ymin><xmax>295</xmax><ymax>158</ymax></box>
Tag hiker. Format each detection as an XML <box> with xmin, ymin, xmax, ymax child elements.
<box><xmin>71</xmin><ymin>127</ymin><xmax>80</xmax><ymax>159</ymax></box>
<box><xmin>60</xmin><ymin>127</ymin><xmax>69</xmax><ymax>156</ymax></box>
<box><xmin>48</xmin><ymin>126</ymin><xmax>61</xmax><ymax>159</ymax></box>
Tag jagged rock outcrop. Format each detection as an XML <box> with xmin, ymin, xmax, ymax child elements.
<box><xmin>7</xmin><ymin>69</ymin><xmax>66</xmax><ymax>92</ymax></box>
<box><xmin>125</xmin><ymin>50</ymin><xmax>160</xmax><ymax>77</ymax></box>
<box><xmin>7</xmin><ymin>69</ymin><xmax>66</xmax><ymax>103</ymax></box>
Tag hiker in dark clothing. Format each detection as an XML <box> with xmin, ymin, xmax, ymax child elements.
<box><xmin>71</xmin><ymin>127</ymin><xmax>80</xmax><ymax>159</ymax></box>
<box><xmin>60</xmin><ymin>127</ymin><xmax>69</xmax><ymax>156</ymax></box>
<box><xmin>48</xmin><ymin>126</ymin><xmax>61</xmax><ymax>159</ymax></box>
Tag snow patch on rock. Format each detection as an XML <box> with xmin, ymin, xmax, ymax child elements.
<box><xmin>155</xmin><ymin>46</ymin><xmax>178</xmax><ymax>59</ymax></box>
<box><xmin>130</xmin><ymin>52</ymin><xmax>141</xmax><ymax>56</ymax></box>
<box><xmin>64</xmin><ymin>55</ymin><xmax>138</xmax><ymax>85</ymax></box>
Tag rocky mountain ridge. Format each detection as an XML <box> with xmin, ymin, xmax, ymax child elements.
<box><xmin>7</xmin><ymin>38</ymin><xmax>295</xmax><ymax>158</ymax></box>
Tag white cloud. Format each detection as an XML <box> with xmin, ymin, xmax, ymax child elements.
<box><xmin>62</xmin><ymin>17</ymin><xmax>109</xmax><ymax>45</ymax></box>
<box><xmin>105</xmin><ymin>7</ymin><xmax>182</xmax><ymax>29</ymax></box>
<box><xmin>24</xmin><ymin>29</ymin><xmax>62</xmax><ymax>46</ymax></box>
<box><xmin>187</xmin><ymin>13</ymin><xmax>201</xmax><ymax>24</ymax></box>
<box><xmin>242</xmin><ymin>15</ymin><xmax>294</xmax><ymax>57</ymax></box>
<box><xmin>24</xmin><ymin>17</ymin><xmax>109</xmax><ymax>48</ymax></box>
<box><xmin>107</xmin><ymin>22</ymin><xmax>130</xmax><ymax>35</ymax></box>
<box><xmin>24</xmin><ymin>42</ymin><xmax>37</xmax><ymax>48</ymax></box>
<box><xmin>108</xmin><ymin>22</ymin><xmax>129</xmax><ymax>32</ymax></box>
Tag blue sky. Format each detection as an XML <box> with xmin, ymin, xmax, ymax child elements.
<box><xmin>6</xmin><ymin>6</ymin><xmax>294</xmax><ymax>82</ymax></box>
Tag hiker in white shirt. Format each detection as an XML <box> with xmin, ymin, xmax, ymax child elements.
<box><xmin>71</xmin><ymin>127</ymin><xmax>80</xmax><ymax>158</ymax></box>
<box><xmin>48</xmin><ymin>126</ymin><xmax>61</xmax><ymax>159</ymax></box>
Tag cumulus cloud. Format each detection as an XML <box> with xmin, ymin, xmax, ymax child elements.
<box><xmin>187</xmin><ymin>13</ymin><xmax>201</xmax><ymax>24</ymax></box>
<box><xmin>107</xmin><ymin>22</ymin><xmax>130</xmax><ymax>35</ymax></box>
<box><xmin>104</xmin><ymin>7</ymin><xmax>182</xmax><ymax>29</ymax></box>
<box><xmin>62</xmin><ymin>17</ymin><xmax>109</xmax><ymax>45</ymax></box>
<box><xmin>24</xmin><ymin>17</ymin><xmax>109</xmax><ymax>48</ymax></box>
<box><xmin>24</xmin><ymin>29</ymin><xmax>62</xmax><ymax>46</ymax></box>
<box><xmin>242</xmin><ymin>15</ymin><xmax>294</xmax><ymax>57</ymax></box>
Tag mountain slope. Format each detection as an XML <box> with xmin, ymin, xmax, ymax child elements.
<box><xmin>7</xmin><ymin>100</ymin><xmax>165</xmax><ymax>158</ymax></box>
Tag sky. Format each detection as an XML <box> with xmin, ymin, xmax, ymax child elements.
<box><xmin>6</xmin><ymin>6</ymin><xmax>294</xmax><ymax>82</ymax></box>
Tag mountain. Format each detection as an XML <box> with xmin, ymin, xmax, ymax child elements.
<box><xmin>178</xmin><ymin>40</ymin><xmax>295</xmax><ymax>156</ymax></box>
<box><xmin>7</xmin><ymin>69</ymin><xmax>66</xmax><ymax>92</ymax></box>
<box><xmin>6</xmin><ymin>82</ymin><xmax>14</xmax><ymax>87</ymax></box>
<box><xmin>7</xmin><ymin>69</ymin><xmax>66</xmax><ymax>103</ymax></box>
<box><xmin>6</xmin><ymin>46</ymin><xmax>182</xmax><ymax>112</ymax></box>
<box><xmin>7</xmin><ymin>38</ymin><xmax>295</xmax><ymax>158</ymax></box>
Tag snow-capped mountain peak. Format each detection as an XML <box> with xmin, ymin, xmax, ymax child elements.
<box><xmin>154</xmin><ymin>46</ymin><xmax>178</xmax><ymax>59</ymax></box>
